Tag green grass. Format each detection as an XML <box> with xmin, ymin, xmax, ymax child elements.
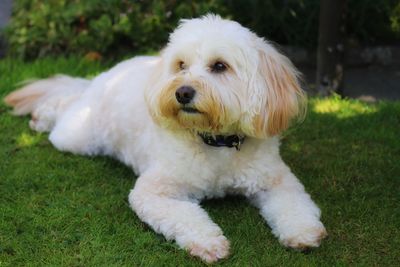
<box><xmin>1</xmin><ymin>57</ymin><xmax>399</xmax><ymax>266</ymax></box>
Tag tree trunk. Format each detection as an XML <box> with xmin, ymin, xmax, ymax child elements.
<box><xmin>316</xmin><ymin>0</ymin><xmax>346</xmax><ymax>96</ymax></box>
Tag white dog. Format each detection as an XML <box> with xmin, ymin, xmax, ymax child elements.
<box><xmin>5</xmin><ymin>15</ymin><xmax>327</xmax><ymax>263</ymax></box>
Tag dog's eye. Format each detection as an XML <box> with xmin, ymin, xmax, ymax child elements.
<box><xmin>178</xmin><ymin>61</ymin><xmax>186</xmax><ymax>70</ymax></box>
<box><xmin>210</xmin><ymin>61</ymin><xmax>227</xmax><ymax>73</ymax></box>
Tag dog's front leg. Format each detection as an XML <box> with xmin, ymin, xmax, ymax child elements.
<box><xmin>249</xmin><ymin>167</ymin><xmax>327</xmax><ymax>250</ymax></box>
<box><xmin>128</xmin><ymin>172</ymin><xmax>229</xmax><ymax>263</ymax></box>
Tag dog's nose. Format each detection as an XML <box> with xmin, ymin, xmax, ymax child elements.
<box><xmin>175</xmin><ymin>86</ymin><xmax>196</xmax><ymax>104</ymax></box>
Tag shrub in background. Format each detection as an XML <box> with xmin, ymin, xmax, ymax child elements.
<box><xmin>228</xmin><ymin>0</ymin><xmax>400</xmax><ymax>48</ymax></box>
<box><xmin>5</xmin><ymin>0</ymin><xmax>228</xmax><ymax>59</ymax></box>
<box><xmin>4</xmin><ymin>0</ymin><xmax>400</xmax><ymax>59</ymax></box>
<box><xmin>346</xmin><ymin>0</ymin><xmax>400</xmax><ymax>46</ymax></box>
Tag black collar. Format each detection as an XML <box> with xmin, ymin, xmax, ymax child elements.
<box><xmin>198</xmin><ymin>132</ymin><xmax>245</xmax><ymax>151</ymax></box>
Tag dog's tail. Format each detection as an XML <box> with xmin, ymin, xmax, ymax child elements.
<box><xmin>4</xmin><ymin>75</ymin><xmax>90</xmax><ymax>132</ymax></box>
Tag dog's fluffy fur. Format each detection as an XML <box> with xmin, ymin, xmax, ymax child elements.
<box><xmin>4</xmin><ymin>15</ymin><xmax>326</xmax><ymax>263</ymax></box>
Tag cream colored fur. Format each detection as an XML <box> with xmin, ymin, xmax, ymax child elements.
<box><xmin>4</xmin><ymin>15</ymin><xmax>326</xmax><ymax>263</ymax></box>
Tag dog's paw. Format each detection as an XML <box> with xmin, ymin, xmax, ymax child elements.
<box><xmin>280</xmin><ymin>223</ymin><xmax>327</xmax><ymax>250</ymax></box>
<box><xmin>188</xmin><ymin>235</ymin><xmax>230</xmax><ymax>263</ymax></box>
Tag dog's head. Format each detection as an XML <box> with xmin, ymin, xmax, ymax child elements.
<box><xmin>145</xmin><ymin>14</ymin><xmax>306</xmax><ymax>138</ymax></box>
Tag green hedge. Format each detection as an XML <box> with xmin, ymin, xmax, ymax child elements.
<box><xmin>4</xmin><ymin>0</ymin><xmax>400</xmax><ymax>59</ymax></box>
<box><xmin>5</xmin><ymin>0</ymin><xmax>228</xmax><ymax>58</ymax></box>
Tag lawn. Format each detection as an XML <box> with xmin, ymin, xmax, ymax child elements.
<box><xmin>1</xmin><ymin>57</ymin><xmax>399</xmax><ymax>266</ymax></box>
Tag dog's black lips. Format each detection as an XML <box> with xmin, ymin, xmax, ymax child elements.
<box><xmin>181</xmin><ymin>107</ymin><xmax>200</xmax><ymax>113</ymax></box>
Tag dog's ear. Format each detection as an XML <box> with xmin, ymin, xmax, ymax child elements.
<box><xmin>245</xmin><ymin>39</ymin><xmax>306</xmax><ymax>138</ymax></box>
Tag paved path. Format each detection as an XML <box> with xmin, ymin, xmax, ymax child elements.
<box><xmin>301</xmin><ymin>66</ymin><xmax>400</xmax><ymax>101</ymax></box>
<box><xmin>0</xmin><ymin>0</ymin><xmax>13</xmax><ymax>57</ymax></box>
